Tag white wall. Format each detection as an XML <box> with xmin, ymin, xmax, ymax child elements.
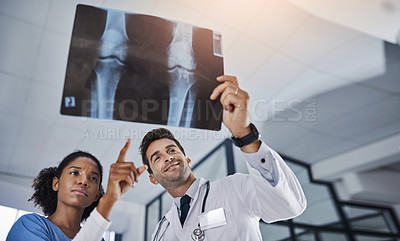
<box><xmin>0</xmin><ymin>176</ymin><xmax>39</xmax><ymax>213</ymax></box>
<box><xmin>109</xmin><ymin>198</ymin><xmax>146</xmax><ymax>241</ymax></box>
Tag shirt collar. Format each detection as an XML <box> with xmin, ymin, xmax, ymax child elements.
<box><xmin>173</xmin><ymin>178</ymin><xmax>199</xmax><ymax>209</ymax></box>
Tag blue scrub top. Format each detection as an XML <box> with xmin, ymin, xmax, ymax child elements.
<box><xmin>6</xmin><ymin>213</ymin><xmax>104</xmax><ymax>241</ymax></box>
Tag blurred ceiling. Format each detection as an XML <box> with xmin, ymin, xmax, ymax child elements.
<box><xmin>0</xmin><ymin>0</ymin><xmax>399</xmax><ymax>207</ymax></box>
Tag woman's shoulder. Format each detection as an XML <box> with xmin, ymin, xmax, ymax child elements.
<box><xmin>6</xmin><ymin>213</ymin><xmax>56</xmax><ymax>241</ymax></box>
<box><xmin>12</xmin><ymin>213</ymin><xmax>48</xmax><ymax>227</ymax></box>
<box><xmin>18</xmin><ymin>212</ymin><xmax>46</xmax><ymax>221</ymax></box>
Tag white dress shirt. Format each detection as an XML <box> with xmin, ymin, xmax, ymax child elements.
<box><xmin>151</xmin><ymin>141</ymin><xmax>307</xmax><ymax>241</ymax></box>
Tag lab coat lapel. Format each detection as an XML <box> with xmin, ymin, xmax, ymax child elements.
<box><xmin>165</xmin><ymin>202</ymin><xmax>184</xmax><ymax>239</ymax></box>
<box><xmin>186</xmin><ymin>178</ymin><xmax>208</xmax><ymax>220</ymax></box>
<box><xmin>164</xmin><ymin>178</ymin><xmax>209</xmax><ymax>240</ymax></box>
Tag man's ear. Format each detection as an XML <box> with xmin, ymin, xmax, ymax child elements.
<box><xmin>52</xmin><ymin>177</ymin><xmax>59</xmax><ymax>192</ymax></box>
<box><xmin>186</xmin><ymin>156</ymin><xmax>192</xmax><ymax>167</ymax></box>
<box><xmin>149</xmin><ymin>174</ymin><xmax>159</xmax><ymax>185</ymax></box>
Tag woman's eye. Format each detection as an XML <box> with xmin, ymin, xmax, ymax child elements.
<box><xmin>169</xmin><ymin>149</ymin><xmax>175</xmax><ymax>153</ymax></box>
<box><xmin>70</xmin><ymin>171</ymin><xmax>79</xmax><ymax>175</ymax></box>
<box><xmin>89</xmin><ymin>177</ymin><xmax>98</xmax><ymax>182</ymax></box>
<box><xmin>154</xmin><ymin>156</ymin><xmax>160</xmax><ymax>162</ymax></box>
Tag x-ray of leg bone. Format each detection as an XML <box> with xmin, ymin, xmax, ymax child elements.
<box><xmin>167</xmin><ymin>23</ymin><xmax>197</xmax><ymax>128</ymax></box>
<box><xmin>90</xmin><ymin>9</ymin><xmax>129</xmax><ymax>119</ymax></box>
<box><xmin>61</xmin><ymin>4</ymin><xmax>224</xmax><ymax>130</ymax></box>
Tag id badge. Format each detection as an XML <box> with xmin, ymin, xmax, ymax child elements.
<box><xmin>198</xmin><ymin>207</ymin><xmax>227</xmax><ymax>230</ymax></box>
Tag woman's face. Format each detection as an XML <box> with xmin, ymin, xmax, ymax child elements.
<box><xmin>53</xmin><ymin>157</ymin><xmax>101</xmax><ymax>209</ymax></box>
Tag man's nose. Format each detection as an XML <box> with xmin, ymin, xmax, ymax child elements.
<box><xmin>165</xmin><ymin>155</ymin><xmax>174</xmax><ymax>162</ymax></box>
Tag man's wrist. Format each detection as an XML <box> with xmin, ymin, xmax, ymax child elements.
<box><xmin>232</xmin><ymin>126</ymin><xmax>252</xmax><ymax>138</ymax></box>
<box><xmin>231</xmin><ymin>123</ymin><xmax>260</xmax><ymax>148</ymax></box>
<box><xmin>241</xmin><ymin>140</ymin><xmax>261</xmax><ymax>153</ymax></box>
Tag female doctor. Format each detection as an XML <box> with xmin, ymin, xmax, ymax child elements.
<box><xmin>7</xmin><ymin>139</ymin><xmax>146</xmax><ymax>241</ymax></box>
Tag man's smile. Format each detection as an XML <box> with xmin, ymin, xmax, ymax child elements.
<box><xmin>163</xmin><ymin>161</ymin><xmax>180</xmax><ymax>172</ymax></box>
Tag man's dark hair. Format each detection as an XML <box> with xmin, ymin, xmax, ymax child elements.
<box><xmin>29</xmin><ymin>151</ymin><xmax>104</xmax><ymax>222</ymax></box>
<box><xmin>140</xmin><ymin>128</ymin><xmax>186</xmax><ymax>174</ymax></box>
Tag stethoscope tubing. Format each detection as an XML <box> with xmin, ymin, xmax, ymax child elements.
<box><xmin>152</xmin><ymin>181</ymin><xmax>210</xmax><ymax>241</ymax></box>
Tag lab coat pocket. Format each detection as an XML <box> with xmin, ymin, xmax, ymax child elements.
<box><xmin>202</xmin><ymin>205</ymin><xmax>242</xmax><ymax>241</ymax></box>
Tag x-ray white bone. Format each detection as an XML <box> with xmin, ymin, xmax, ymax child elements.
<box><xmin>90</xmin><ymin>9</ymin><xmax>129</xmax><ymax>119</ymax></box>
<box><xmin>167</xmin><ymin>22</ymin><xmax>197</xmax><ymax>127</ymax></box>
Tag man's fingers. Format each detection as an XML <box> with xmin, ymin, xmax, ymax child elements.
<box><xmin>221</xmin><ymin>94</ymin><xmax>238</xmax><ymax>112</ymax></box>
<box><xmin>219</xmin><ymin>85</ymin><xmax>237</xmax><ymax>104</ymax></box>
<box><xmin>219</xmin><ymin>87</ymin><xmax>249</xmax><ymax>112</ymax></box>
<box><xmin>117</xmin><ymin>138</ymin><xmax>131</xmax><ymax>163</ymax></box>
<box><xmin>216</xmin><ymin>75</ymin><xmax>238</xmax><ymax>84</ymax></box>
<box><xmin>210</xmin><ymin>82</ymin><xmax>230</xmax><ymax>100</ymax></box>
<box><xmin>211</xmin><ymin>76</ymin><xmax>239</xmax><ymax>100</ymax></box>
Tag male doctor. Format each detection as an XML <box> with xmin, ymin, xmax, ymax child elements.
<box><xmin>140</xmin><ymin>75</ymin><xmax>307</xmax><ymax>240</ymax></box>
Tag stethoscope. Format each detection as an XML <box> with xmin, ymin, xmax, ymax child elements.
<box><xmin>152</xmin><ymin>180</ymin><xmax>210</xmax><ymax>241</ymax></box>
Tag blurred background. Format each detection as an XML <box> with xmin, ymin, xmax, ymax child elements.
<box><xmin>0</xmin><ymin>0</ymin><xmax>399</xmax><ymax>240</ymax></box>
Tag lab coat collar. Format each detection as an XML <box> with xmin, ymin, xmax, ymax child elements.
<box><xmin>165</xmin><ymin>178</ymin><xmax>209</xmax><ymax>232</ymax></box>
<box><xmin>173</xmin><ymin>178</ymin><xmax>200</xmax><ymax>209</ymax></box>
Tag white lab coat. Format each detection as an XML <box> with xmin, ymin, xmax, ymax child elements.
<box><xmin>151</xmin><ymin>142</ymin><xmax>307</xmax><ymax>241</ymax></box>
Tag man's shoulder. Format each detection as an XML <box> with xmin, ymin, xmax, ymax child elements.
<box><xmin>211</xmin><ymin>173</ymin><xmax>249</xmax><ymax>186</ymax></box>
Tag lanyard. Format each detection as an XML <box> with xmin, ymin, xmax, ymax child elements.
<box><xmin>153</xmin><ymin>181</ymin><xmax>210</xmax><ymax>241</ymax></box>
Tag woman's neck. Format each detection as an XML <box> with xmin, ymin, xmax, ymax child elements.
<box><xmin>47</xmin><ymin>204</ymin><xmax>84</xmax><ymax>239</ymax></box>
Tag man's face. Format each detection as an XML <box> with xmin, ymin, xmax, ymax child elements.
<box><xmin>146</xmin><ymin>138</ymin><xmax>192</xmax><ymax>187</ymax></box>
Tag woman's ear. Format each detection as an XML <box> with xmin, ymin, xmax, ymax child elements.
<box><xmin>94</xmin><ymin>190</ymin><xmax>102</xmax><ymax>202</ymax></box>
<box><xmin>149</xmin><ymin>174</ymin><xmax>159</xmax><ymax>185</ymax></box>
<box><xmin>52</xmin><ymin>177</ymin><xmax>59</xmax><ymax>192</ymax></box>
<box><xmin>94</xmin><ymin>185</ymin><xmax>103</xmax><ymax>202</ymax></box>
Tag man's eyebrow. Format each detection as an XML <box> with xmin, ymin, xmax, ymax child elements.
<box><xmin>150</xmin><ymin>144</ymin><xmax>178</xmax><ymax>162</ymax></box>
<box><xmin>150</xmin><ymin>150</ymin><xmax>160</xmax><ymax>162</ymax></box>
<box><xmin>165</xmin><ymin>144</ymin><xmax>177</xmax><ymax>149</ymax></box>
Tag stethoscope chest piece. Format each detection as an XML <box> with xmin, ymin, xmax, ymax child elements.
<box><xmin>191</xmin><ymin>226</ymin><xmax>205</xmax><ymax>241</ymax></box>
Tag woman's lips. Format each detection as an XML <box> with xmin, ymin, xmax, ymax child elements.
<box><xmin>72</xmin><ymin>189</ymin><xmax>88</xmax><ymax>196</ymax></box>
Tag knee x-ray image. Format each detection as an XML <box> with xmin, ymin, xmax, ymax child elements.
<box><xmin>60</xmin><ymin>4</ymin><xmax>224</xmax><ymax>130</ymax></box>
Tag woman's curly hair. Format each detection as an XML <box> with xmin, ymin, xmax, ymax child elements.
<box><xmin>28</xmin><ymin>151</ymin><xmax>104</xmax><ymax>222</ymax></box>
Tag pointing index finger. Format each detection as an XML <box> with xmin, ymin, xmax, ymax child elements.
<box><xmin>117</xmin><ymin>138</ymin><xmax>131</xmax><ymax>163</ymax></box>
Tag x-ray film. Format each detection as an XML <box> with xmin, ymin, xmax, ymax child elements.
<box><xmin>60</xmin><ymin>4</ymin><xmax>224</xmax><ymax>130</ymax></box>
